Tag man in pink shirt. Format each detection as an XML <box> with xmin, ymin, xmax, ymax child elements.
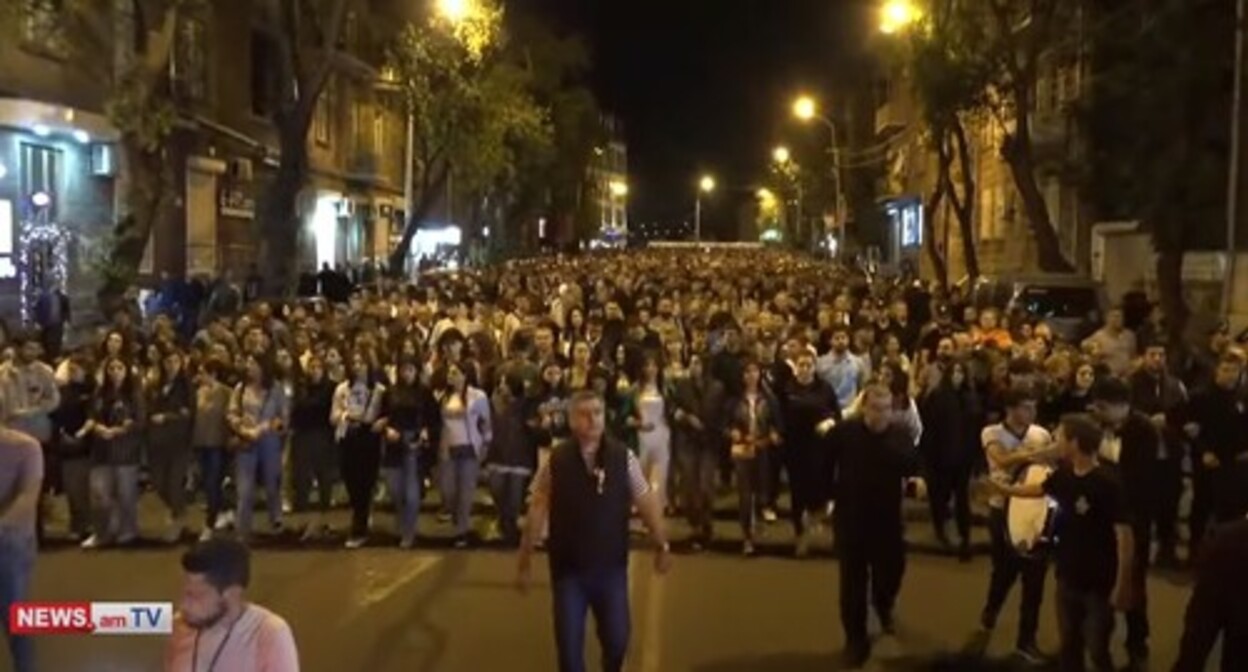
<box><xmin>165</xmin><ymin>539</ymin><xmax>299</xmax><ymax>672</ymax></box>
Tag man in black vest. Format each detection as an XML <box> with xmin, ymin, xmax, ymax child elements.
<box><xmin>517</xmin><ymin>390</ymin><xmax>671</xmax><ymax>672</ymax></box>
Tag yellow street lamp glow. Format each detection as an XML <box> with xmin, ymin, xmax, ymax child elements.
<box><xmin>699</xmin><ymin>175</ymin><xmax>716</xmax><ymax>193</ymax></box>
<box><xmin>880</xmin><ymin>0</ymin><xmax>920</xmax><ymax>34</ymax></box>
<box><xmin>437</xmin><ymin>0</ymin><xmax>473</xmax><ymax>24</ymax></box>
<box><xmin>772</xmin><ymin>146</ymin><xmax>791</xmax><ymax>164</ymax></box>
<box><xmin>608</xmin><ymin>180</ymin><xmax>629</xmax><ymax>198</ymax></box>
<box><xmin>793</xmin><ymin>96</ymin><xmax>817</xmax><ymax>122</ymax></box>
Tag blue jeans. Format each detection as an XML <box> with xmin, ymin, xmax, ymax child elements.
<box><xmin>88</xmin><ymin>465</ymin><xmax>139</xmax><ymax>541</ymax></box>
<box><xmin>383</xmin><ymin>451</ymin><xmax>422</xmax><ymax>542</ymax></box>
<box><xmin>0</xmin><ymin>535</ymin><xmax>35</xmax><ymax>672</ymax></box>
<box><xmin>439</xmin><ymin>448</ymin><xmax>480</xmax><ymax>537</ymax></box>
<box><xmin>552</xmin><ymin>566</ymin><xmax>630</xmax><ymax>672</ymax></box>
<box><xmin>236</xmin><ymin>435</ymin><xmax>283</xmax><ymax>537</ymax></box>
<box><xmin>198</xmin><ymin>447</ymin><xmax>226</xmax><ymax>528</ymax></box>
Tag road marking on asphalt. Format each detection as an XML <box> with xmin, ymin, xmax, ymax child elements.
<box><xmin>632</xmin><ymin>553</ymin><xmax>667</xmax><ymax>672</ymax></box>
<box><xmin>345</xmin><ymin>555</ymin><xmax>442</xmax><ymax>618</ymax></box>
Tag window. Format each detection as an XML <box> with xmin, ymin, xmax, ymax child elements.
<box><xmin>21</xmin><ymin>143</ymin><xmax>62</xmax><ymax>221</ymax></box>
<box><xmin>173</xmin><ymin>16</ymin><xmax>209</xmax><ymax>102</ymax></box>
<box><xmin>0</xmin><ymin>200</ymin><xmax>15</xmax><ymax>279</ymax></box>
<box><xmin>22</xmin><ymin>0</ymin><xmax>66</xmax><ymax>57</ymax></box>
<box><xmin>372</xmin><ymin>110</ymin><xmax>385</xmax><ymax>155</ymax></box>
<box><xmin>314</xmin><ymin>78</ymin><xmax>335</xmax><ymax>147</ymax></box>
<box><xmin>250</xmin><ymin>31</ymin><xmax>277</xmax><ymax>117</ymax></box>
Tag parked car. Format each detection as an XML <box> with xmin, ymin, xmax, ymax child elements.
<box><xmin>969</xmin><ymin>275</ymin><xmax>1107</xmax><ymax>343</ymax></box>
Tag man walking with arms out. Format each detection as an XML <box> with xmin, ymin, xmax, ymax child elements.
<box><xmin>517</xmin><ymin>389</ymin><xmax>672</xmax><ymax>672</ymax></box>
<box><xmin>0</xmin><ymin>391</ymin><xmax>42</xmax><ymax>672</ymax></box>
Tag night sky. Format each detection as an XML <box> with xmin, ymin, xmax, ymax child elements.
<box><xmin>511</xmin><ymin>0</ymin><xmax>875</xmax><ymax>238</ymax></box>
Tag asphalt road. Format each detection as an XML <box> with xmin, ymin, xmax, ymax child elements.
<box><xmin>5</xmin><ymin>501</ymin><xmax>1206</xmax><ymax>672</ymax></box>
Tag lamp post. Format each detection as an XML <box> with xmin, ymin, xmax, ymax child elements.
<box><xmin>792</xmin><ymin>95</ymin><xmax>843</xmax><ymax>253</ymax></box>
<box><xmin>773</xmin><ymin>145</ymin><xmax>804</xmax><ymax>248</ymax></box>
<box><xmin>695</xmin><ymin>175</ymin><xmax>715</xmax><ymax>243</ymax></box>
<box><xmin>879</xmin><ymin>0</ymin><xmax>921</xmax><ymax>35</ymax></box>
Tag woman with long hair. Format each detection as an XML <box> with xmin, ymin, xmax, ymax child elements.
<box><xmin>1044</xmin><ymin>359</ymin><xmax>1098</xmax><ymax>428</ymax></box>
<box><xmin>147</xmin><ymin>347</ymin><xmax>193</xmax><ymax>543</ymax></box>
<box><xmin>333</xmin><ymin>351</ymin><xmax>385</xmax><ymax>549</ymax></box>
<box><xmin>432</xmin><ymin>360</ymin><xmax>492</xmax><ymax>548</ymax></box>
<box><xmin>559</xmin><ymin>306</ymin><xmax>587</xmax><ymax>358</ymax></box>
<box><xmin>565</xmin><ymin>341</ymin><xmax>594</xmax><ymax>392</ymax></box>
<box><xmin>191</xmin><ymin>359</ymin><xmax>232</xmax><ymax>540</ymax></box>
<box><xmin>377</xmin><ymin>356</ymin><xmax>437</xmax><ymax>548</ymax></box>
<box><xmin>632</xmin><ymin>353</ymin><xmax>674</xmax><ymax>510</ymax></box>
<box><xmin>290</xmin><ymin>355</ymin><xmax>338</xmax><ymax>542</ymax></box>
<box><xmin>725</xmin><ymin>359</ymin><xmax>782</xmax><ymax>556</ymax></box>
<box><xmin>918</xmin><ymin>360</ymin><xmax>981</xmax><ymax>560</ymax></box>
<box><xmin>82</xmin><ymin>356</ymin><xmax>145</xmax><ymax>548</ymax></box>
<box><xmin>227</xmin><ymin>354</ymin><xmax>289</xmax><ymax>541</ymax></box>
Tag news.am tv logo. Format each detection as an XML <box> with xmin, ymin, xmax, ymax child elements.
<box><xmin>10</xmin><ymin>602</ymin><xmax>174</xmax><ymax>636</ymax></box>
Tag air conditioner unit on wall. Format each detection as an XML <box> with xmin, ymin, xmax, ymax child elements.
<box><xmin>90</xmin><ymin>144</ymin><xmax>116</xmax><ymax>177</ymax></box>
<box><xmin>229</xmin><ymin>158</ymin><xmax>254</xmax><ymax>182</ymax></box>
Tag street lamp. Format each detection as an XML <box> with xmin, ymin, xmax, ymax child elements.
<box><xmin>437</xmin><ymin>0</ymin><xmax>474</xmax><ymax>23</ymax></box>
<box><xmin>791</xmin><ymin>93</ymin><xmax>846</xmax><ymax>256</ymax></box>
<box><xmin>879</xmin><ymin>0</ymin><xmax>921</xmax><ymax>34</ymax></box>
<box><xmin>608</xmin><ymin>180</ymin><xmax>629</xmax><ymax>198</ymax></box>
<box><xmin>772</xmin><ymin>145</ymin><xmax>791</xmax><ymax>165</ymax></box>
<box><xmin>695</xmin><ymin>174</ymin><xmax>715</xmax><ymax>243</ymax></box>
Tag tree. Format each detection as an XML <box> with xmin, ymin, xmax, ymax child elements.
<box><xmin>904</xmin><ymin>0</ymin><xmax>985</xmax><ymax>286</ymax></box>
<box><xmin>387</xmin><ymin>4</ymin><xmax>601</xmax><ymax>270</ymax></box>
<box><xmin>252</xmin><ymin>0</ymin><xmax>355</xmax><ymax>295</ymax></box>
<box><xmin>0</xmin><ymin>1</ymin><xmax>188</xmax><ymax>313</ymax></box>
<box><xmin>1084</xmin><ymin>0</ymin><xmax>1233</xmax><ymax>344</ymax></box>
<box><xmin>905</xmin><ymin>0</ymin><xmax>1079</xmax><ymax>272</ymax></box>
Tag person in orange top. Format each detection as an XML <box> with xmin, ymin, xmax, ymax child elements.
<box><xmin>973</xmin><ymin>308</ymin><xmax>1014</xmax><ymax>351</ymax></box>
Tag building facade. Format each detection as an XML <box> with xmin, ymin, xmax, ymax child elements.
<box><xmin>873</xmin><ymin>25</ymin><xmax>1090</xmax><ymax>281</ymax></box>
<box><xmin>590</xmin><ymin>115</ymin><xmax>628</xmax><ymax>246</ymax></box>
<box><xmin>0</xmin><ymin>0</ymin><xmax>408</xmax><ymax>326</ymax></box>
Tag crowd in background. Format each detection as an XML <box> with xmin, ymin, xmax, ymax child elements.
<box><xmin>3</xmin><ymin>250</ymin><xmax>1247</xmax><ymax>558</ymax></box>
<box><xmin>3</xmin><ymin>248</ymin><xmax>1248</xmax><ymax>669</ymax></box>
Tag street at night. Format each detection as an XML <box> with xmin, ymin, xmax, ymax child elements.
<box><xmin>4</xmin><ymin>500</ymin><xmax>1202</xmax><ymax>672</ymax></box>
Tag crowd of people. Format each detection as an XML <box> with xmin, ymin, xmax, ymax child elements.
<box><xmin>1</xmin><ymin>248</ymin><xmax>1248</xmax><ymax>671</ymax></box>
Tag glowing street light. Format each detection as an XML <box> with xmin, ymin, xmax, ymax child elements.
<box><xmin>880</xmin><ymin>0</ymin><xmax>921</xmax><ymax>34</ymax></box>
<box><xmin>695</xmin><ymin>174</ymin><xmax>716</xmax><ymax>243</ymax></box>
<box><xmin>608</xmin><ymin>180</ymin><xmax>629</xmax><ymax>198</ymax></box>
<box><xmin>436</xmin><ymin>0</ymin><xmax>474</xmax><ymax>24</ymax></box>
<box><xmin>772</xmin><ymin>145</ymin><xmax>791</xmax><ymax>165</ymax></box>
<box><xmin>793</xmin><ymin>96</ymin><xmax>817</xmax><ymax>122</ymax></box>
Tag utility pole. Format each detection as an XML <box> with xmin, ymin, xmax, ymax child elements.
<box><xmin>1224</xmin><ymin>0</ymin><xmax>1245</xmax><ymax>318</ymax></box>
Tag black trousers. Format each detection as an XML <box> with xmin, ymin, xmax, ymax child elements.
<box><xmin>926</xmin><ymin>459</ymin><xmax>972</xmax><ymax>543</ymax></box>
<box><xmin>1056</xmin><ymin>581</ymin><xmax>1115</xmax><ymax>672</ymax></box>
<box><xmin>786</xmin><ymin>437</ymin><xmax>826</xmax><ymax>536</ymax></box>
<box><xmin>983</xmin><ymin>507</ymin><xmax>1048</xmax><ymax>649</ymax></box>
<box><xmin>837</xmin><ymin>525</ymin><xmax>906</xmax><ymax>648</ymax></box>
<box><xmin>1190</xmin><ymin>468</ymin><xmax>1215</xmax><ymax>553</ymax></box>
<box><xmin>339</xmin><ymin>428</ymin><xmax>381</xmax><ymax>537</ymax></box>
<box><xmin>1119</xmin><ymin>520</ymin><xmax>1151</xmax><ymax>657</ymax></box>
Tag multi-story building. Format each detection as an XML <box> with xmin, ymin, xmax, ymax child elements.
<box><xmin>590</xmin><ymin>115</ymin><xmax>628</xmax><ymax>246</ymax></box>
<box><xmin>873</xmin><ymin>21</ymin><xmax>1090</xmax><ymax>280</ymax></box>
<box><xmin>155</xmin><ymin>0</ymin><xmax>406</xmax><ymax>282</ymax></box>
<box><xmin>0</xmin><ymin>1</ymin><xmax>407</xmax><ymax>324</ymax></box>
<box><xmin>0</xmin><ymin>3</ymin><xmax>120</xmax><ymax>322</ymax></box>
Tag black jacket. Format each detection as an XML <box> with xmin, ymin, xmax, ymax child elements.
<box><xmin>918</xmin><ymin>383</ymin><xmax>981</xmax><ymax>470</ymax></box>
<box><xmin>1174</xmin><ymin>519</ymin><xmax>1248</xmax><ymax>672</ymax></box>
<box><xmin>828</xmin><ymin>418</ymin><xmax>919</xmax><ymax>536</ymax></box>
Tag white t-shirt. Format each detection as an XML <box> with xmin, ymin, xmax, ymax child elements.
<box><xmin>981</xmin><ymin>423</ymin><xmax>1053</xmax><ymax>509</ymax></box>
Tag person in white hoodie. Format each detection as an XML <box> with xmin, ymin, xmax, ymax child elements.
<box><xmin>0</xmin><ymin>333</ymin><xmax>59</xmax><ymax>542</ymax></box>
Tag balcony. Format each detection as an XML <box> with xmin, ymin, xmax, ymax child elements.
<box><xmin>875</xmin><ymin>100</ymin><xmax>906</xmax><ymax>137</ymax></box>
